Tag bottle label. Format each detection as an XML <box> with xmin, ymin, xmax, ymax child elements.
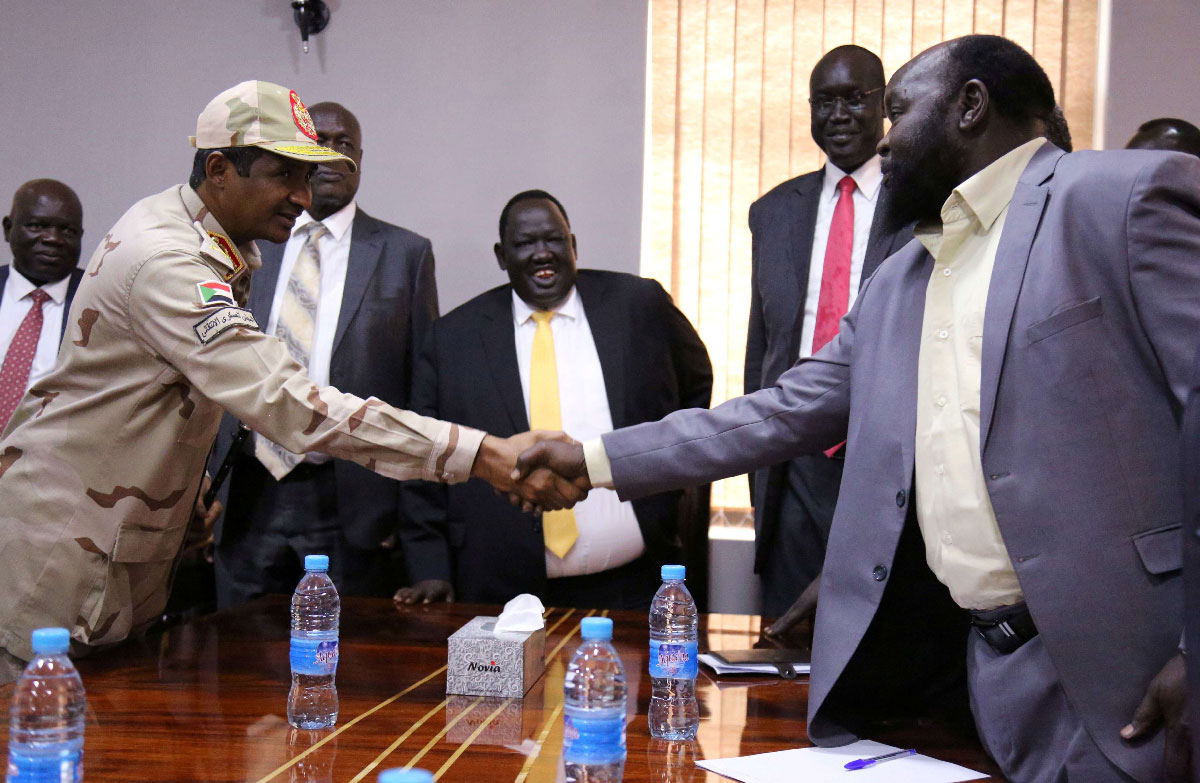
<box><xmin>290</xmin><ymin>636</ymin><xmax>339</xmax><ymax>676</ymax></box>
<box><xmin>6</xmin><ymin>747</ymin><xmax>83</xmax><ymax>783</ymax></box>
<box><xmin>562</xmin><ymin>711</ymin><xmax>626</xmax><ymax>764</ymax></box>
<box><xmin>648</xmin><ymin>640</ymin><xmax>698</xmax><ymax>678</ymax></box>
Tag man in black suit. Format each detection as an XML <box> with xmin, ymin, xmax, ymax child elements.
<box><xmin>744</xmin><ymin>46</ymin><xmax>912</xmax><ymax>621</ymax></box>
<box><xmin>394</xmin><ymin>190</ymin><xmax>711</xmax><ymax>610</ymax></box>
<box><xmin>0</xmin><ymin>179</ymin><xmax>84</xmax><ymax>431</ymax></box>
<box><xmin>211</xmin><ymin>102</ymin><xmax>439</xmax><ymax>604</ymax></box>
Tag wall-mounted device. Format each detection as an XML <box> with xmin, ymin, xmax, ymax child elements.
<box><xmin>291</xmin><ymin>0</ymin><xmax>330</xmax><ymax>54</ymax></box>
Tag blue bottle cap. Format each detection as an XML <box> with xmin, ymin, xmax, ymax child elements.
<box><xmin>580</xmin><ymin>617</ymin><xmax>613</xmax><ymax>641</ymax></box>
<box><xmin>31</xmin><ymin>627</ymin><xmax>70</xmax><ymax>655</ymax></box>
<box><xmin>661</xmin><ymin>564</ymin><xmax>686</xmax><ymax>580</ymax></box>
<box><xmin>378</xmin><ymin>769</ymin><xmax>434</xmax><ymax>783</ymax></box>
<box><xmin>305</xmin><ymin>554</ymin><xmax>330</xmax><ymax>572</ymax></box>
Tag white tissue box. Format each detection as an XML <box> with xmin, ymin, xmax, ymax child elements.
<box><xmin>446</xmin><ymin>616</ymin><xmax>546</xmax><ymax>698</ymax></box>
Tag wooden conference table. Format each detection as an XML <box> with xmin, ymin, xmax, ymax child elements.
<box><xmin>0</xmin><ymin>598</ymin><xmax>1003</xmax><ymax>782</ymax></box>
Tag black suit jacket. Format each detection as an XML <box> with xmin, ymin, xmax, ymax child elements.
<box><xmin>401</xmin><ymin>269</ymin><xmax>712</xmax><ymax>603</ymax></box>
<box><xmin>212</xmin><ymin>208</ymin><xmax>439</xmax><ymax>549</ymax></box>
<box><xmin>743</xmin><ymin>168</ymin><xmax>912</xmax><ymax>571</ymax></box>
<box><xmin>0</xmin><ymin>265</ymin><xmax>84</xmax><ymax>337</ymax></box>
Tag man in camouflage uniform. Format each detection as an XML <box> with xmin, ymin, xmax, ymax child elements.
<box><xmin>0</xmin><ymin>81</ymin><xmax>578</xmax><ymax>681</ymax></box>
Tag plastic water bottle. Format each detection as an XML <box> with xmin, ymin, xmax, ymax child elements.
<box><xmin>6</xmin><ymin>627</ymin><xmax>86</xmax><ymax>783</ymax></box>
<box><xmin>378</xmin><ymin>769</ymin><xmax>433</xmax><ymax>783</ymax></box>
<box><xmin>648</xmin><ymin>564</ymin><xmax>699</xmax><ymax>740</ymax></box>
<box><xmin>562</xmin><ymin>617</ymin><xmax>627</xmax><ymax>783</ymax></box>
<box><xmin>288</xmin><ymin>554</ymin><xmax>340</xmax><ymax>729</ymax></box>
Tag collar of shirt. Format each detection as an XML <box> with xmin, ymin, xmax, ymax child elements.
<box><xmin>512</xmin><ymin>285</ymin><xmax>582</xmax><ymax>327</ymax></box>
<box><xmin>182</xmin><ymin>185</ymin><xmax>262</xmax><ymax>273</ymax></box>
<box><xmin>6</xmin><ymin>265</ymin><xmax>71</xmax><ymax>305</ymax></box>
<box><xmin>915</xmin><ymin>137</ymin><xmax>1048</xmax><ymax>247</ymax></box>
<box><xmin>293</xmin><ymin>200</ymin><xmax>357</xmax><ymax>242</ymax></box>
<box><xmin>822</xmin><ymin>154</ymin><xmax>883</xmax><ymax>204</ymax></box>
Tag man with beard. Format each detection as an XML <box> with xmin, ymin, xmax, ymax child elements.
<box><xmin>518</xmin><ymin>36</ymin><xmax>1196</xmax><ymax>781</ymax></box>
<box><xmin>0</xmin><ymin>180</ymin><xmax>85</xmax><ymax>430</ymax></box>
<box><xmin>211</xmin><ymin>102</ymin><xmax>441</xmax><ymax>605</ymax></box>
<box><xmin>744</xmin><ymin>45</ymin><xmax>912</xmax><ymax>625</ymax></box>
<box><xmin>394</xmin><ymin>191</ymin><xmax>711</xmax><ymax>610</ymax></box>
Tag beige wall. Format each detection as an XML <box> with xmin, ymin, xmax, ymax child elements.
<box><xmin>0</xmin><ymin>0</ymin><xmax>648</xmax><ymax>311</ymax></box>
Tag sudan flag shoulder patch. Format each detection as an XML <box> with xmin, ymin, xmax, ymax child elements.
<box><xmin>197</xmin><ymin>280</ymin><xmax>235</xmax><ymax>308</ymax></box>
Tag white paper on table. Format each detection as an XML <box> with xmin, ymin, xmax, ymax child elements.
<box><xmin>696</xmin><ymin>740</ymin><xmax>989</xmax><ymax>783</ymax></box>
<box><xmin>698</xmin><ymin>652</ymin><xmax>811</xmax><ymax>676</ymax></box>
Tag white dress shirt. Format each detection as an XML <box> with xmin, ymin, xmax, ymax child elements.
<box><xmin>264</xmin><ymin>202</ymin><xmax>356</xmax><ymax>465</ymax></box>
<box><xmin>798</xmin><ymin>155</ymin><xmax>883</xmax><ymax>358</ymax></box>
<box><xmin>0</xmin><ymin>266</ymin><xmax>72</xmax><ymax>391</ymax></box>
<box><xmin>512</xmin><ymin>287</ymin><xmax>645</xmax><ymax>578</ymax></box>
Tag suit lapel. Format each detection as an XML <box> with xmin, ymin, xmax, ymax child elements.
<box><xmin>249</xmin><ymin>240</ymin><xmax>284</xmax><ymax>323</ymax></box>
<box><xmin>787</xmin><ymin>174</ymin><xmax>824</xmax><ymax>361</ymax></box>
<box><xmin>61</xmin><ymin>269</ymin><xmax>82</xmax><ymax>332</ymax></box>
<box><xmin>577</xmin><ymin>275</ymin><xmax>627</xmax><ymax>427</ymax></box>
<box><xmin>979</xmin><ymin>145</ymin><xmax>1062</xmax><ymax>451</ymax></box>
<box><xmin>480</xmin><ymin>289</ymin><xmax>530</xmax><ymax>432</ymax></box>
<box><xmin>333</xmin><ymin>211</ymin><xmax>384</xmax><ymax>356</ymax></box>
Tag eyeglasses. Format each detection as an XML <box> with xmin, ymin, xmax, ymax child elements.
<box><xmin>807</xmin><ymin>87</ymin><xmax>883</xmax><ymax>114</ymax></box>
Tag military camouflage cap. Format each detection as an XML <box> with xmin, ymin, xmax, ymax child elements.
<box><xmin>190</xmin><ymin>80</ymin><xmax>356</xmax><ymax>172</ymax></box>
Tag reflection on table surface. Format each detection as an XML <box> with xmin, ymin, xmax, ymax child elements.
<box><xmin>0</xmin><ymin>598</ymin><xmax>1002</xmax><ymax>782</ymax></box>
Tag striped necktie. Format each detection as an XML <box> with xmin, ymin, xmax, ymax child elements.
<box><xmin>0</xmin><ymin>289</ymin><xmax>51</xmax><ymax>431</ymax></box>
<box><xmin>255</xmin><ymin>222</ymin><xmax>327</xmax><ymax>479</ymax></box>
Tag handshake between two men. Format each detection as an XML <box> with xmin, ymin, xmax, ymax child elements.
<box><xmin>471</xmin><ymin>432</ymin><xmax>592</xmax><ymax>511</ymax></box>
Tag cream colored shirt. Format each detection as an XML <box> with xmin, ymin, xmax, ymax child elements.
<box><xmin>913</xmin><ymin>137</ymin><xmax>1046</xmax><ymax>610</ymax></box>
<box><xmin>512</xmin><ymin>288</ymin><xmax>645</xmax><ymax>578</ymax></box>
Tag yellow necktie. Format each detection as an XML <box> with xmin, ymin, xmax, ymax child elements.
<box><xmin>529</xmin><ymin>310</ymin><xmax>578</xmax><ymax>558</ymax></box>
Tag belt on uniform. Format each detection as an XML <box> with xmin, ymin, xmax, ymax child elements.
<box><xmin>968</xmin><ymin>601</ymin><xmax>1038</xmax><ymax>655</ymax></box>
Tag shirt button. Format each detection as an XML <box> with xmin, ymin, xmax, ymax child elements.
<box><xmin>872</xmin><ymin>565</ymin><xmax>888</xmax><ymax>581</ymax></box>
<box><xmin>895</xmin><ymin>489</ymin><xmax>906</xmax><ymax>507</ymax></box>
<box><xmin>943</xmin><ymin>268</ymin><xmax>952</xmax><ymax>277</ymax></box>
<box><xmin>935</xmin><ymin>464</ymin><xmax>945</xmax><ymax>476</ymax></box>
<box><xmin>936</xmin><ymin>395</ymin><xmax>947</xmax><ymax>407</ymax></box>
<box><xmin>937</xmin><ymin>329</ymin><xmax>949</xmax><ymax>339</ymax></box>
<box><xmin>942</xmin><ymin>532</ymin><xmax>953</xmax><ymax>544</ymax></box>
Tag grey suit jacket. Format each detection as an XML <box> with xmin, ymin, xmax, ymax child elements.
<box><xmin>743</xmin><ymin>168</ymin><xmax>912</xmax><ymax>568</ymax></box>
<box><xmin>601</xmin><ymin>144</ymin><xmax>1200</xmax><ymax>780</ymax></box>
<box><xmin>211</xmin><ymin>208</ymin><xmax>438</xmax><ymax>549</ymax></box>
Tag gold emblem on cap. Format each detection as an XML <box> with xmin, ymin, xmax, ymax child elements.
<box><xmin>289</xmin><ymin>91</ymin><xmax>318</xmax><ymax>141</ymax></box>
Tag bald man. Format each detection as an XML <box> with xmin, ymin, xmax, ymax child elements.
<box><xmin>1126</xmin><ymin>117</ymin><xmax>1200</xmax><ymax>158</ymax></box>
<box><xmin>0</xmin><ymin>179</ymin><xmax>85</xmax><ymax>430</ymax></box>
<box><xmin>211</xmin><ymin>101</ymin><xmax>441</xmax><ymax>605</ymax></box>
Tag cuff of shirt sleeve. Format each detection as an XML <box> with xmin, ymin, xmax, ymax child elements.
<box><xmin>437</xmin><ymin>424</ymin><xmax>486</xmax><ymax>484</ymax></box>
<box><xmin>583</xmin><ymin>437</ymin><xmax>615</xmax><ymax>490</ymax></box>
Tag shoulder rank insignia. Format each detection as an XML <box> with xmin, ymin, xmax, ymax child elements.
<box><xmin>203</xmin><ymin>231</ymin><xmax>246</xmax><ymax>282</ymax></box>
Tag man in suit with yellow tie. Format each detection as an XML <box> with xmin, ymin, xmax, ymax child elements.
<box><xmin>395</xmin><ymin>190</ymin><xmax>712</xmax><ymax>609</ymax></box>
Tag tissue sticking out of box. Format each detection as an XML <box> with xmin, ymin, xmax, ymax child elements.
<box><xmin>493</xmin><ymin>593</ymin><xmax>546</xmax><ymax>633</ymax></box>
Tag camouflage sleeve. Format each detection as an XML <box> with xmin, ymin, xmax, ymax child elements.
<box><xmin>124</xmin><ymin>250</ymin><xmax>484</xmax><ymax>483</ymax></box>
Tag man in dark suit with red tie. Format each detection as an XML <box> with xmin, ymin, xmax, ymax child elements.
<box><xmin>0</xmin><ymin>179</ymin><xmax>84</xmax><ymax>432</ymax></box>
<box><xmin>744</xmin><ymin>46</ymin><xmax>911</xmax><ymax>621</ymax></box>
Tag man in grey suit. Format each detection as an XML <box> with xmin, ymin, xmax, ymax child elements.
<box><xmin>211</xmin><ymin>102</ymin><xmax>439</xmax><ymax>604</ymax></box>
<box><xmin>520</xmin><ymin>36</ymin><xmax>1194</xmax><ymax>782</ymax></box>
<box><xmin>745</xmin><ymin>45</ymin><xmax>911</xmax><ymax>619</ymax></box>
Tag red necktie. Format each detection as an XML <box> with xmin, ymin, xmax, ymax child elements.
<box><xmin>0</xmin><ymin>289</ymin><xmax>51</xmax><ymax>430</ymax></box>
<box><xmin>811</xmin><ymin>175</ymin><xmax>856</xmax><ymax>353</ymax></box>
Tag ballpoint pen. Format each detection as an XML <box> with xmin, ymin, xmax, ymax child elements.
<box><xmin>844</xmin><ymin>748</ymin><xmax>917</xmax><ymax>771</ymax></box>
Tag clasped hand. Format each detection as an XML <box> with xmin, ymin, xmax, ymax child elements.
<box><xmin>471</xmin><ymin>431</ymin><xmax>591</xmax><ymax>512</ymax></box>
